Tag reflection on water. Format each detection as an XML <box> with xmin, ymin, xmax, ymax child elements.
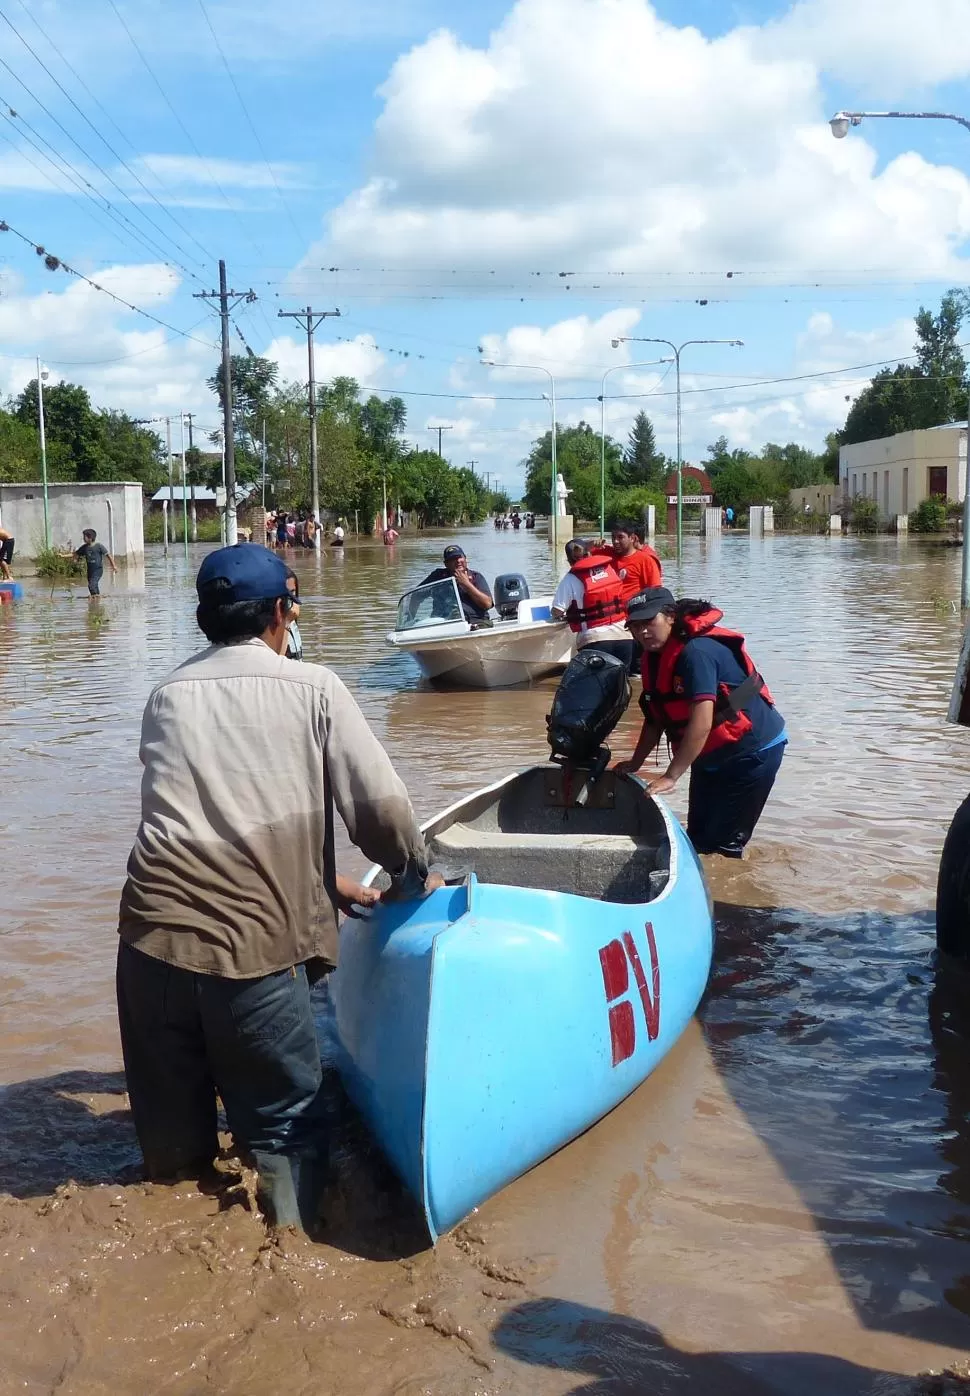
<box><xmin>3</xmin><ymin>527</ymin><xmax>970</xmax><ymax>1392</ymax></box>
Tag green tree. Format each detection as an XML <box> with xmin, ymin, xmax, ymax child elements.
<box><xmin>841</xmin><ymin>291</ymin><xmax>968</xmax><ymax>446</ymax></box>
<box><xmin>622</xmin><ymin>411</ymin><xmax>663</xmax><ymax>487</ymax></box>
<box><xmin>15</xmin><ymin>380</ymin><xmax>102</xmax><ymax>480</ymax></box>
<box><xmin>523</xmin><ymin>422</ymin><xmax>623</xmax><ymax>520</ymax></box>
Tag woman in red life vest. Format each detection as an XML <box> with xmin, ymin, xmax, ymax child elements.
<box><xmin>551</xmin><ymin>539</ymin><xmax>633</xmax><ymax>668</ymax></box>
<box><xmin>615</xmin><ymin>587</ymin><xmax>787</xmax><ymax>858</ymax></box>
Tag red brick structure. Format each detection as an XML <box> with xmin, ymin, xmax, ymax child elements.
<box><xmin>663</xmin><ymin>466</ymin><xmax>714</xmax><ymax>533</ymax></box>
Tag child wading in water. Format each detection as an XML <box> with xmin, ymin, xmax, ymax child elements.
<box><xmin>71</xmin><ymin>529</ymin><xmax>117</xmax><ymax>596</ymax></box>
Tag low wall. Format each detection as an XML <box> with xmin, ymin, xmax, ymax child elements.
<box><xmin>0</xmin><ymin>482</ymin><xmax>145</xmax><ymax>562</ymax></box>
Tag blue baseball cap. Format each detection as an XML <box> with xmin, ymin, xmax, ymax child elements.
<box><xmin>196</xmin><ymin>544</ymin><xmax>291</xmax><ymax>603</ymax></box>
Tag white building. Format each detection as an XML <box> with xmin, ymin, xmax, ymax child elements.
<box><xmin>839</xmin><ymin>423</ymin><xmax>967</xmax><ymax>522</ymax></box>
<box><xmin>0</xmin><ymin>481</ymin><xmax>144</xmax><ymax>562</ymax></box>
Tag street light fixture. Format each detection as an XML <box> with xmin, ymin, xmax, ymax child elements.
<box><xmin>481</xmin><ymin>359</ymin><xmax>558</xmax><ymax>538</ymax></box>
<box><xmin>597</xmin><ymin>359</ymin><xmax>670</xmax><ymax>537</ymax></box>
<box><xmin>612</xmin><ymin>336</ymin><xmax>743</xmax><ymax>557</ymax></box>
<box><xmin>829</xmin><ymin>104</ymin><xmax>970</xmax><ymax>606</ymax></box>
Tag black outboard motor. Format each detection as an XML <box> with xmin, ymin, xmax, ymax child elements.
<box><xmin>493</xmin><ymin>572</ymin><xmax>530</xmax><ymax>619</ymax></box>
<box><xmin>546</xmin><ymin>649</ymin><xmax>631</xmax><ymax>796</ymax></box>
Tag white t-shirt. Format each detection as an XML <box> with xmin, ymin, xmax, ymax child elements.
<box><xmin>552</xmin><ymin>572</ymin><xmax>629</xmax><ymax>646</ymax></box>
<box><xmin>333</xmin><ymin>525</ymin><xmax>345</xmax><ymax>540</ymax></box>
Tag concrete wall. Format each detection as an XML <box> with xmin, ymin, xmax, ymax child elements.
<box><xmin>789</xmin><ymin>484</ymin><xmax>840</xmax><ymax>516</ymax></box>
<box><xmin>839</xmin><ymin>426</ymin><xmax>967</xmax><ymax>522</ymax></box>
<box><xmin>0</xmin><ymin>482</ymin><xmax>145</xmax><ymax>561</ymax></box>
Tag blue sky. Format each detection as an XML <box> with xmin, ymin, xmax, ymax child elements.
<box><xmin>1</xmin><ymin>0</ymin><xmax>969</xmax><ymax>494</ymax></box>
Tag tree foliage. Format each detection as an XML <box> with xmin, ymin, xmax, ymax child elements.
<box><xmin>622</xmin><ymin>411</ymin><xmax>665</xmax><ymax>487</ymax></box>
<box><xmin>3</xmin><ymin>379</ymin><xmax>163</xmax><ymax>487</ymax></box>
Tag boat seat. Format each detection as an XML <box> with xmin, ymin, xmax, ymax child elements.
<box><xmin>429</xmin><ymin>823</ymin><xmax>668</xmax><ymax>904</ymax></box>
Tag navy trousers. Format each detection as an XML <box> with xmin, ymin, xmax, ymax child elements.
<box><xmin>116</xmin><ymin>941</ymin><xmax>328</xmax><ymax>1230</ymax></box>
<box><xmin>686</xmin><ymin>741</ymin><xmax>786</xmax><ymax>858</ymax></box>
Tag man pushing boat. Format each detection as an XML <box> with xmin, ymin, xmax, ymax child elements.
<box><xmin>615</xmin><ymin>587</ymin><xmax>787</xmax><ymax>858</ymax></box>
<box><xmin>116</xmin><ymin>544</ymin><xmax>438</xmax><ymax>1236</ymax></box>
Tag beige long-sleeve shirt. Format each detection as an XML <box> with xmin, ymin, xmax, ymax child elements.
<box><xmin>118</xmin><ymin>637</ymin><xmax>425</xmax><ymax>977</ymax></box>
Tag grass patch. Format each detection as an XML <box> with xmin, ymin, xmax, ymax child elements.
<box><xmin>144</xmin><ymin>513</ymin><xmax>224</xmax><ymax>544</ymax></box>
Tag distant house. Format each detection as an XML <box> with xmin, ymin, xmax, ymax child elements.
<box><xmin>148</xmin><ymin>484</ymin><xmax>252</xmax><ymax>514</ymax></box>
<box><xmin>839</xmin><ymin>424</ymin><xmax>967</xmax><ymax>523</ymax></box>
<box><xmin>788</xmin><ymin>484</ymin><xmax>840</xmax><ymax>517</ymax></box>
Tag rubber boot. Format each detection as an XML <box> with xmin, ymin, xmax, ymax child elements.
<box><xmin>253</xmin><ymin>1149</ymin><xmax>324</xmax><ymax>1233</ymax></box>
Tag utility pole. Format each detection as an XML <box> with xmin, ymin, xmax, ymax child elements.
<box><xmin>35</xmin><ymin>358</ymin><xmax>50</xmax><ymax>550</ymax></box>
<box><xmin>277</xmin><ymin>305</ymin><xmax>341</xmax><ymax>550</ymax></box>
<box><xmin>165</xmin><ymin>416</ymin><xmax>173</xmax><ymax>555</ymax></box>
<box><xmin>194</xmin><ymin>260</ymin><xmax>256</xmax><ymax>546</ymax></box>
<box><xmin>428</xmin><ymin>424</ymin><xmax>453</xmax><ymax>458</ymax></box>
<box><xmin>184</xmin><ymin>411</ymin><xmax>198</xmax><ymax>542</ymax></box>
<box><xmin>179</xmin><ymin>412</ymin><xmax>189</xmax><ymax>561</ymax></box>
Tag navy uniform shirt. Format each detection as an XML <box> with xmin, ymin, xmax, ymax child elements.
<box><xmin>664</xmin><ymin>636</ymin><xmax>786</xmax><ymax>770</ymax></box>
<box><xmin>420</xmin><ymin>566</ymin><xmax>492</xmax><ymax>622</ymax></box>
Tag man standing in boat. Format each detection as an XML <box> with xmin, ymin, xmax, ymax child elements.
<box><xmin>552</xmin><ymin>539</ymin><xmax>633</xmax><ymax>669</ymax></box>
<box><xmin>116</xmin><ymin>544</ymin><xmax>437</xmax><ymax>1236</ymax></box>
<box><xmin>420</xmin><ymin>544</ymin><xmax>493</xmax><ymax>623</ymax></box>
<box><xmin>615</xmin><ymin>587</ymin><xmax>787</xmax><ymax>858</ymax></box>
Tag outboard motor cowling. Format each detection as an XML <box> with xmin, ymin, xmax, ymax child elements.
<box><xmin>546</xmin><ymin>649</ymin><xmax>631</xmax><ymax>766</ymax></box>
<box><xmin>493</xmin><ymin>572</ymin><xmax>530</xmax><ymax>619</ymax></box>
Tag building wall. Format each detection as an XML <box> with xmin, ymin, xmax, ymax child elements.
<box><xmin>788</xmin><ymin>484</ymin><xmax>840</xmax><ymax>515</ymax></box>
<box><xmin>0</xmin><ymin>482</ymin><xmax>145</xmax><ymax>561</ymax></box>
<box><xmin>839</xmin><ymin>426</ymin><xmax>967</xmax><ymax>521</ymax></box>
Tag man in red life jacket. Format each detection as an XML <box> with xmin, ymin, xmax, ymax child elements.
<box><xmin>615</xmin><ymin>587</ymin><xmax>787</xmax><ymax>858</ymax></box>
<box><xmin>551</xmin><ymin>539</ymin><xmax>633</xmax><ymax>668</ymax></box>
<box><xmin>588</xmin><ymin>519</ymin><xmax>663</xmax><ymax>674</ymax></box>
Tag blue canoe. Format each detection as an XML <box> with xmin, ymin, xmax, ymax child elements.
<box><xmin>330</xmin><ymin>764</ymin><xmax>714</xmax><ymax>1242</ymax></box>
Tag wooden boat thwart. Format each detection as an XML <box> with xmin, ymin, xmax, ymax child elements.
<box><xmin>331</xmin><ymin>765</ymin><xmax>714</xmax><ymax>1241</ymax></box>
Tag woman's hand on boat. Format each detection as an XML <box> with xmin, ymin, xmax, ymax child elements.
<box><xmin>644</xmin><ymin>774</ymin><xmax>677</xmax><ymax>797</ymax></box>
<box><xmin>613</xmin><ymin>758</ymin><xmax>641</xmax><ymax>776</ymax></box>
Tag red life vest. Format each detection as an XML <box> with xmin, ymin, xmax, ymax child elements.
<box><xmin>641</xmin><ymin>607</ymin><xmax>774</xmax><ymax>757</ymax></box>
<box><xmin>565</xmin><ymin>556</ymin><xmax>627</xmax><ymax>633</ymax></box>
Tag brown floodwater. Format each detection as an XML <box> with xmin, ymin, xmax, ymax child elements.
<box><xmin>3</xmin><ymin>526</ymin><xmax>970</xmax><ymax>1394</ymax></box>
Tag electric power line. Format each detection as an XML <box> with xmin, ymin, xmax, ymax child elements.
<box><xmin>0</xmin><ymin>217</ymin><xmax>220</xmax><ymax>349</ymax></box>
<box><xmin>195</xmin><ymin>0</ymin><xmax>306</xmax><ymax>249</ymax></box>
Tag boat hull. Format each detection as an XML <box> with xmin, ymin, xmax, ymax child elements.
<box><xmin>331</xmin><ymin>777</ymin><xmax>713</xmax><ymax>1240</ymax></box>
<box><xmin>388</xmin><ymin>617</ymin><xmax>574</xmax><ymax>688</ymax></box>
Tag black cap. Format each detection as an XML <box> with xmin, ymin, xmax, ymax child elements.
<box><xmin>626</xmin><ymin>586</ymin><xmax>675</xmax><ymax>623</ymax></box>
<box><xmin>443</xmin><ymin>545</ymin><xmax>466</xmax><ymax>561</ymax></box>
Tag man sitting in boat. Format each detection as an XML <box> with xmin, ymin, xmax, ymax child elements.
<box><xmin>615</xmin><ymin>587</ymin><xmax>787</xmax><ymax>859</ymax></box>
<box><xmin>551</xmin><ymin>539</ymin><xmax>633</xmax><ymax>669</ymax></box>
<box><xmin>420</xmin><ymin>545</ymin><xmax>493</xmax><ymax>623</ymax></box>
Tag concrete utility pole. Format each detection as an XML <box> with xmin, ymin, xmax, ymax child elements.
<box><xmin>194</xmin><ymin>260</ymin><xmax>257</xmax><ymax>546</ymax></box>
<box><xmin>165</xmin><ymin>416</ymin><xmax>173</xmax><ymax>555</ymax></box>
<box><xmin>35</xmin><ymin>358</ymin><xmax>50</xmax><ymax>550</ymax></box>
<box><xmin>184</xmin><ymin>411</ymin><xmax>198</xmax><ymax>542</ymax></box>
<box><xmin>428</xmin><ymin>424</ymin><xmax>453</xmax><ymax>458</ymax></box>
<box><xmin>277</xmin><ymin>305</ymin><xmax>341</xmax><ymax>550</ymax></box>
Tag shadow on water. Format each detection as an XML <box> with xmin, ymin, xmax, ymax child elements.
<box><xmin>704</xmin><ymin>896</ymin><xmax>970</xmax><ymax>1351</ymax></box>
<box><xmin>493</xmin><ymin>1297</ymin><xmax>921</xmax><ymax>1395</ymax></box>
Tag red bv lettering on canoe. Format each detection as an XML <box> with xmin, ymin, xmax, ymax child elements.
<box><xmin>598</xmin><ymin>923</ymin><xmax>661</xmax><ymax>1066</ymax></box>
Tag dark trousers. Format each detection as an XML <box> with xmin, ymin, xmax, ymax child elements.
<box><xmin>87</xmin><ymin>568</ymin><xmax>103</xmax><ymax>595</ymax></box>
<box><xmin>116</xmin><ymin>941</ymin><xmax>328</xmax><ymax>1230</ymax></box>
<box><xmin>583</xmin><ymin>638</ymin><xmax>635</xmax><ymax>669</ymax></box>
<box><xmin>687</xmin><ymin>741</ymin><xmax>786</xmax><ymax>858</ymax></box>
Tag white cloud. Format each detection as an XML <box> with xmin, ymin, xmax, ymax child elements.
<box><xmin>761</xmin><ymin>0</ymin><xmax>970</xmax><ymax>90</ymax></box>
<box><xmin>130</xmin><ymin>154</ymin><xmax>309</xmax><ymax>192</ymax></box>
<box><xmin>480</xmin><ymin>309</ymin><xmax>642</xmax><ymax>380</ymax></box>
<box><xmin>261</xmin><ymin>333</ymin><xmax>386</xmax><ymax>386</ymax></box>
<box><xmin>304</xmin><ymin>0</ymin><xmax>970</xmax><ymax>281</ymax></box>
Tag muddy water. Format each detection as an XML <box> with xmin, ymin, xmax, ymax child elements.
<box><xmin>3</xmin><ymin>528</ymin><xmax>970</xmax><ymax>1394</ymax></box>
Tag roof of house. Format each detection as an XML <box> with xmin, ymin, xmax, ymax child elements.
<box><xmin>150</xmin><ymin>484</ymin><xmax>251</xmax><ymax>503</ymax></box>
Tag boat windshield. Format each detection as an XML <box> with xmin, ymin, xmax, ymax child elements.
<box><xmin>395</xmin><ymin>577</ymin><xmax>466</xmax><ymax>632</ymax></box>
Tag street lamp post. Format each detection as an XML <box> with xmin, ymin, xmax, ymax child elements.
<box><xmin>598</xmin><ymin>358</ymin><xmax>670</xmax><ymax>537</ymax></box>
<box><xmin>481</xmin><ymin>359</ymin><xmax>558</xmax><ymax>538</ymax></box>
<box><xmin>36</xmin><ymin>358</ymin><xmax>50</xmax><ymax>550</ymax></box>
<box><xmin>830</xmin><ymin>106</ymin><xmax>970</xmax><ymax>606</ymax></box>
<box><xmin>612</xmin><ymin>337</ymin><xmax>743</xmax><ymax>557</ymax></box>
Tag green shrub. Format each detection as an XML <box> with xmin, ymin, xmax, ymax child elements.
<box><xmin>909</xmin><ymin>496</ymin><xmax>950</xmax><ymax>533</ymax></box>
<box><xmin>34</xmin><ymin>546</ymin><xmax>84</xmax><ymax>578</ymax></box>
<box><xmin>144</xmin><ymin>512</ymin><xmax>223</xmax><ymax>544</ymax></box>
<box><xmin>850</xmin><ymin>496</ymin><xmax>880</xmax><ymax>533</ymax></box>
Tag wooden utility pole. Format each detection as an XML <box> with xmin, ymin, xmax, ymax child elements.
<box><xmin>428</xmin><ymin>424</ymin><xmax>453</xmax><ymax>458</ymax></box>
<box><xmin>277</xmin><ymin>305</ymin><xmax>341</xmax><ymax>549</ymax></box>
<box><xmin>194</xmin><ymin>261</ymin><xmax>256</xmax><ymax>545</ymax></box>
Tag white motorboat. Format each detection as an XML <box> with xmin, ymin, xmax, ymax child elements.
<box><xmin>387</xmin><ymin>576</ymin><xmax>575</xmax><ymax>689</ymax></box>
